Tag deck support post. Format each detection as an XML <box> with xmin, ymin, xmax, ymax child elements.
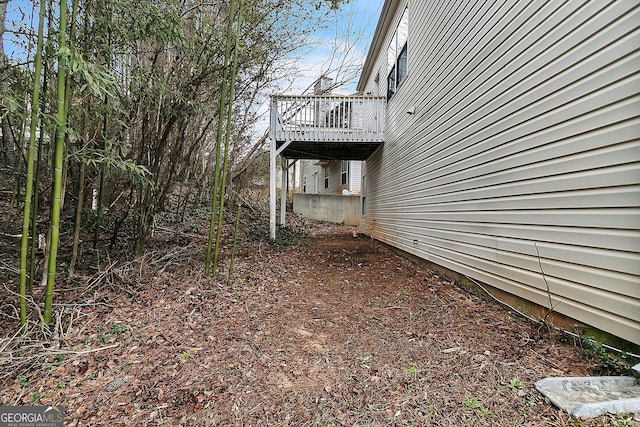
<box><xmin>269</xmin><ymin>136</ymin><xmax>276</xmax><ymax>240</ymax></box>
<box><xmin>268</xmin><ymin>94</ymin><xmax>385</xmax><ymax>241</ymax></box>
<box><xmin>280</xmin><ymin>157</ymin><xmax>287</xmax><ymax>227</ymax></box>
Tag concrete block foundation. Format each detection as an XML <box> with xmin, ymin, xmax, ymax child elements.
<box><xmin>293</xmin><ymin>193</ymin><xmax>361</xmax><ymax>226</ymax></box>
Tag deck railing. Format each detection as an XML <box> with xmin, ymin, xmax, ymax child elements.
<box><xmin>270</xmin><ymin>95</ymin><xmax>385</xmax><ymax>143</ymax></box>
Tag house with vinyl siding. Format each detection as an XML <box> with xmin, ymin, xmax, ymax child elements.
<box><xmin>299</xmin><ymin>159</ymin><xmax>361</xmax><ymax>195</ymax></box>
<box><xmin>356</xmin><ymin>0</ymin><xmax>640</xmax><ymax>346</ymax></box>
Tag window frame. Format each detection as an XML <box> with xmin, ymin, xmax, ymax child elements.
<box><xmin>341</xmin><ymin>161</ymin><xmax>348</xmax><ymax>186</ymax></box>
<box><xmin>361</xmin><ymin>174</ymin><xmax>367</xmax><ymax>217</ymax></box>
<box><xmin>387</xmin><ymin>7</ymin><xmax>409</xmax><ymax>101</ymax></box>
<box><xmin>397</xmin><ymin>42</ymin><xmax>408</xmax><ymax>83</ymax></box>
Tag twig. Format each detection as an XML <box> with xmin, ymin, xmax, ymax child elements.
<box><xmin>226</xmin><ymin>187</ymin><xmax>258</xmax><ymax>214</ymax></box>
<box><xmin>534</xmin><ymin>242</ymin><xmax>563</xmax><ymax>332</ymax></box>
<box><xmin>76</xmin><ymin>260</ymin><xmax>120</xmax><ymax>298</ymax></box>
<box><xmin>530</xmin><ymin>349</ymin><xmax>563</xmax><ymax>370</ymax></box>
<box><xmin>74</xmin><ymin>313</ymin><xmax>99</xmax><ymax>338</ymax></box>
<box><xmin>0</xmin><ymin>326</ymin><xmax>23</xmax><ymax>354</ymax></box>
<box><xmin>535</xmin><ymin>243</ymin><xmax>552</xmax><ymax>312</ymax></box>
<box><xmin>0</xmin><ymin>232</ymin><xmax>23</xmax><ymax>238</ymax></box>
<box><xmin>70</xmin><ymin>343</ymin><xmax>120</xmax><ymax>355</ymax></box>
<box><xmin>154</xmin><ymin>225</ymin><xmax>206</xmax><ymax>240</ymax></box>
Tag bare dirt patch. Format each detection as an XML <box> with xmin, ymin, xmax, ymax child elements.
<box><xmin>1</xmin><ymin>215</ymin><xmax>637</xmax><ymax>426</ymax></box>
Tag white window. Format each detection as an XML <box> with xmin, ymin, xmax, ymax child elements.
<box><xmin>361</xmin><ymin>175</ymin><xmax>367</xmax><ymax>217</ymax></box>
<box><xmin>387</xmin><ymin>7</ymin><xmax>408</xmax><ymax>101</ymax></box>
<box><xmin>302</xmin><ymin>175</ymin><xmax>307</xmax><ymax>193</ymax></box>
<box><xmin>341</xmin><ymin>161</ymin><xmax>348</xmax><ymax>185</ymax></box>
<box><xmin>324</xmin><ymin>167</ymin><xmax>329</xmax><ymax>189</ymax></box>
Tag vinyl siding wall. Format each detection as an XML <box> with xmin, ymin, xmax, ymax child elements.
<box><xmin>300</xmin><ymin>160</ymin><xmax>362</xmax><ymax>194</ymax></box>
<box><xmin>360</xmin><ymin>0</ymin><xmax>640</xmax><ymax>344</ymax></box>
<box><xmin>349</xmin><ymin>161</ymin><xmax>362</xmax><ymax>194</ymax></box>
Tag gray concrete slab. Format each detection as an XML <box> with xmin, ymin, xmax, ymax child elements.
<box><xmin>535</xmin><ymin>376</ymin><xmax>640</xmax><ymax>418</ymax></box>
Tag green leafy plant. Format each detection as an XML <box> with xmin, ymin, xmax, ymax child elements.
<box><xmin>614</xmin><ymin>417</ymin><xmax>632</xmax><ymax>427</ymax></box>
<box><xmin>18</xmin><ymin>378</ymin><xmax>29</xmax><ymax>387</ymax></box>
<box><xmin>506</xmin><ymin>377</ymin><xmax>523</xmax><ymax>391</ymax></box>
<box><xmin>43</xmin><ymin>354</ymin><xmax>66</xmax><ymax>372</ymax></box>
<box><xmin>580</xmin><ymin>335</ymin><xmax>635</xmax><ymax>374</ymax></box>
<box><xmin>95</xmin><ymin>335</ymin><xmax>109</xmax><ymax>344</ymax></box>
<box><xmin>179</xmin><ymin>352</ymin><xmax>192</xmax><ymax>363</ymax></box>
<box><xmin>269</xmin><ymin>225</ymin><xmax>310</xmax><ymax>246</ymax></box>
<box><xmin>402</xmin><ymin>366</ymin><xmax>417</xmax><ymax>376</ymax></box>
<box><xmin>462</xmin><ymin>397</ymin><xmax>481</xmax><ymax>409</ymax></box>
<box><xmin>108</xmin><ymin>325</ymin><xmax>129</xmax><ymax>335</ymax></box>
<box><xmin>462</xmin><ymin>397</ymin><xmax>491</xmax><ymax>417</ymax></box>
<box><xmin>30</xmin><ymin>392</ymin><xmax>41</xmax><ymax>403</ymax></box>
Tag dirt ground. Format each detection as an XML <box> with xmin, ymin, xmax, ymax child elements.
<box><xmin>1</xmin><ymin>210</ymin><xmax>638</xmax><ymax>426</ymax></box>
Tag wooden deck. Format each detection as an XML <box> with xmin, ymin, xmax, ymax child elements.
<box><xmin>270</xmin><ymin>95</ymin><xmax>385</xmax><ymax>160</ymax></box>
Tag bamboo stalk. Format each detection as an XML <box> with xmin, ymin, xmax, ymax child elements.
<box><xmin>29</xmin><ymin>3</ymin><xmax>54</xmax><ymax>293</ymax></box>
<box><xmin>43</xmin><ymin>0</ymin><xmax>69</xmax><ymax>327</ymax></box>
<box><xmin>68</xmin><ymin>0</ymin><xmax>89</xmax><ymax>276</ymax></box>
<box><xmin>212</xmin><ymin>0</ymin><xmax>243</xmax><ymax>275</ymax></box>
<box><xmin>205</xmin><ymin>0</ymin><xmax>237</xmax><ymax>275</ymax></box>
<box><xmin>19</xmin><ymin>0</ymin><xmax>47</xmax><ymax>332</ymax></box>
<box><xmin>68</xmin><ymin>104</ymin><xmax>88</xmax><ymax>280</ymax></box>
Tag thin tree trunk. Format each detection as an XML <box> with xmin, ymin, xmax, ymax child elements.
<box><xmin>29</xmin><ymin>118</ymin><xmax>45</xmax><ymax>293</ymax></box>
<box><xmin>205</xmin><ymin>0</ymin><xmax>237</xmax><ymax>274</ymax></box>
<box><xmin>93</xmin><ymin>4</ymin><xmax>110</xmax><ymax>250</ymax></box>
<box><xmin>1</xmin><ymin>115</ymin><xmax>16</xmax><ymax>174</ymax></box>
<box><xmin>67</xmin><ymin>160</ymin><xmax>84</xmax><ymax>278</ymax></box>
<box><xmin>179</xmin><ymin>184</ymin><xmax>192</xmax><ymax>222</ymax></box>
<box><xmin>29</xmin><ymin>49</ymin><xmax>50</xmax><ymax>293</ymax></box>
<box><xmin>93</xmin><ymin>160</ymin><xmax>105</xmax><ymax>248</ymax></box>
<box><xmin>19</xmin><ymin>0</ymin><xmax>47</xmax><ymax>331</ymax></box>
<box><xmin>0</xmin><ymin>0</ymin><xmax>13</xmax><ymax>165</ymax></box>
<box><xmin>213</xmin><ymin>1</ymin><xmax>243</xmax><ymax>274</ymax></box>
<box><xmin>12</xmin><ymin>115</ymin><xmax>27</xmax><ymax>208</ymax></box>
<box><xmin>36</xmin><ymin>2</ymin><xmax>57</xmax><ymax>293</ymax></box>
<box><xmin>68</xmin><ymin>104</ymin><xmax>88</xmax><ymax>279</ymax></box>
<box><xmin>43</xmin><ymin>0</ymin><xmax>68</xmax><ymax>327</ymax></box>
<box><xmin>67</xmin><ymin>0</ymin><xmax>86</xmax><ymax>280</ymax></box>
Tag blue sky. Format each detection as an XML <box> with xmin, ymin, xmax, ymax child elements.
<box><xmin>286</xmin><ymin>0</ymin><xmax>384</xmax><ymax>94</ymax></box>
<box><xmin>3</xmin><ymin>0</ymin><xmax>38</xmax><ymax>59</ymax></box>
<box><xmin>3</xmin><ymin>0</ymin><xmax>384</xmax><ymax>135</ymax></box>
<box><xmin>3</xmin><ymin>0</ymin><xmax>383</xmax><ymax>90</ymax></box>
